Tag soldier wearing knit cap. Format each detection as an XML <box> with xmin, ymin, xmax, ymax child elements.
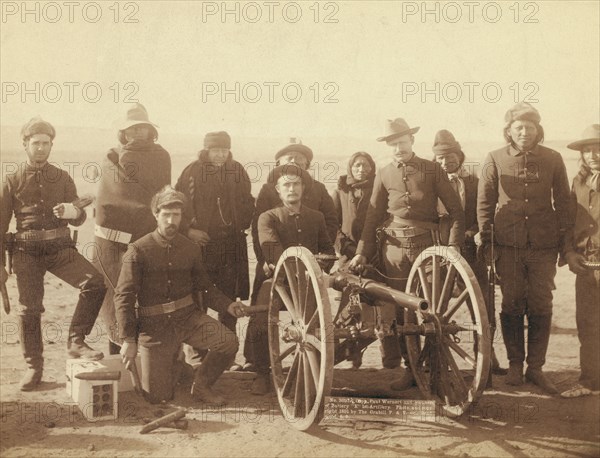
<box><xmin>1</xmin><ymin>117</ymin><xmax>108</xmax><ymax>391</ymax></box>
<box><xmin>560</xmin><ymin>125</ymin><xmax>600</xmax><ymax>398</ymax></box>
<box><xmin>477</xmin><ymin>102</ymin><xmax>572</xmax><ymax>394</ymax></box>
<box><xmin>432</xmin><ymin>129</ymin><xmax>507</xmax><ymax>385</ymax></box>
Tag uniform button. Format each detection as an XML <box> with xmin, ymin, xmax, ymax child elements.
<box><xmin>297</xmin><ymin>229</ymin><xmax>302</xmax><ymax>233</ymax></box>
<box><xmin>167</xmin><ymin>314</ymin><xmax>171</xmax><ymax>318</ymax></box>
<box><xmin>591</xmin><ymin>224</ymin><xmax>595</xmax><ymax>228</ymax></box>
<box><xmin>524</xmin><ymin>183</ymin><xmax>528</xmax><ymax>187</ymax></box>
<box><xmin>168</xmin><ymin>262</ymin><xmax>172</xmax><ymax>266</ymax></box>
<box><xmin>525</xmin><ymin>199</ymin><xmax>529</xmax><ymax>203</ymax></box>
<box><xmin>525</xmin><ymin>216</ymin><xmax>529</xmax><ymax>220</ymax></box>
<box><xmin>407</xmin><ymin>206</ymin><xmax>411</xmax><ymax>209</ymax></box>
<box><xmin>590</xmin><ymin>205</ymin><xmax>594</xmax><ymax>210</ymax></box>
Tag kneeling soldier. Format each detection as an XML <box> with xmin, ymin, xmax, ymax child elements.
<box><xmin>115</xmin><ymin>186</ymin><xmax>241</xmax><ymax>405</ymax></box>
<box><xmin>1</xmin><ymin>118</ymin><xmax>107</xmax><ymax>391</ymax></box>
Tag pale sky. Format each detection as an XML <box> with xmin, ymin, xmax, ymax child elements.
<box><xmin>1</xmin><ymin>0</ymin><xmax>598</xmax><ymax>144</ymax></box>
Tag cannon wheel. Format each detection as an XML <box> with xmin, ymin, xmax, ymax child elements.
<box><xmin>405</xmin><ymin>246</ymin><xmax>490</xmax><ymax>417</ymax></box>
<box><xmin>268</xmin><ymin>247</ymin><xmax>334</xmax><ymax>431</ymax></box>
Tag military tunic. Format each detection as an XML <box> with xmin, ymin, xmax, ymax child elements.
<box><xmin>114</xmin><ymin>230</ymin><xmax>238</xmax><ymax>402</ymax></box>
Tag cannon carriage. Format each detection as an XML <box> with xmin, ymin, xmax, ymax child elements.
<box><xmin>262</xmin><ymin>245</ymin><xmax>491</xmax><ymax>431</ymax></box>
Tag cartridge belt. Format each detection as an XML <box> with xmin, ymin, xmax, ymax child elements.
<box><xmin>15</xmin><ymin>226</ymin><xmax>70</xmax><ymax>242</ymax></box>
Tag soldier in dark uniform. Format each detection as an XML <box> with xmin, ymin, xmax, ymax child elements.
<box><xmin>0</xmin><ymin>118</ymin><xmax>107</xmax><ymax>391</ymax></box>
<box><xmin>243</xmin><ymin>142</ymin><xmax>337</xmax><ymax>373</ymax></box>
<box><xmin>561</xmin><ymin>124</ymin><xmax>600</xmax><ymax>398</ymax></box>
<box><xmin>115</xmin><ymin>186</ymin><xmax>242</xmax><ymax>405</ymax></box>
<box><xmin>245</xmin><ymin>164</ymin><xmax>335</xmax><ymax>394</ymax></box>
<box><xmin>432</xmin><ymin>129</ymin><xmax>507</xmax><ymax>383</ymax></box>
<box><xmin>349</xmin><ymin>118</ymin><xmax>464</xmax><ymax>390</ymax></box>
<box><xmin>477</xmin><ymin>102</ymin><xmax>572</xmax><ymax>394</ymax></box>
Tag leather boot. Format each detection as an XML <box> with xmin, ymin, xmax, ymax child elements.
<box><xmin>19</xmin><ymin>315</ymin><xmax>44</xmax><ymax>391</ymax></box>
<box><xmin>500</xmin><ymin>313</ymin><xmax>525</xmax><ymax>386</ymax></box>
<box><xmin>67</xmin><ymin>286</ymin><xmax>105</xmax><ymax>361</ymax></box>
<box><xmin>191</xmin><ymin>351</ymin><xmax>232</xmax><ymax>406</ymax></box>
<box><xmin>525</xmin><ymin>314</ymin><xmax>558</xmax><ymax>395</ymax></box>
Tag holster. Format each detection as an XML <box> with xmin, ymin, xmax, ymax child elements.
<box><xmin>3</xmin><ymin>233</ymin><xmax>15</xmax><ymax>274</ymax></box>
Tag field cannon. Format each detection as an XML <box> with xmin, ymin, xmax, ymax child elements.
<box><xmin>253</xmin><ymin>245</ymin><xmax>491</xmax><ymax>430</ymax></box>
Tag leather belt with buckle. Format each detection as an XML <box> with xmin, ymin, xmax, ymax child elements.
<box><xmin>137</xmin><ymin>294</ymin><xmax>194</xmax><ymax>317</ymax></box>
<box><xmin>15</xmin><ymin>226</ymin><xmax>70</xmax><ymax>242</ymax></box>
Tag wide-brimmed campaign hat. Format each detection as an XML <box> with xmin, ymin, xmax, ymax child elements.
<box><xmin>376</xmin><ymin>118</ymin><xmax>420</xmax><ymax>142</ymax></box>
<box><xmin>118</xmin><ymin>103</ymin><xmax>159</xmax><ymax>131</ymax></box>
<box><xmin>567</xmin><ymin>124</ymin><xmax>600</xmax><ymax>151</ymax></box>
<box><xmin>432</xmin><ymin>130</ymin><xmax>462</xmax><ymax>155</ymax></box>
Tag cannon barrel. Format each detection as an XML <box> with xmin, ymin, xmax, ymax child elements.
<box><xmin>330</xmin><ymin>272</ymin><xmax>430</xmax><ymax>314</ymax></box>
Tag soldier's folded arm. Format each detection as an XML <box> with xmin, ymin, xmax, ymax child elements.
<box><xmin>355</xmin><ymin>173</ymin><xmax>388</xmax><ymax>261</ymax></box>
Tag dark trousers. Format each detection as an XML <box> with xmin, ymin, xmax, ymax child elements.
<box><xmin>495</xmin><ymin>246</ymin><xmax>557</xmax><ymax>316</ymax></box>
<box><xmin>575</xmin><ymin>269</ymin><xmax>600</xmax><ymax>390</ymax></box>
<box><xmin>139</xmin><ymin>307</ymin><xmax>238</xmax><ymax>403</ymax></box>
<box><xmin>13</xmin><ymin>246</ymin><xmax>106</xmax><ymax>340</ymax></box>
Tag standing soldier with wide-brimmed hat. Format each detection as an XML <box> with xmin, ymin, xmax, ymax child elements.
<box><xmin>561</xmin><ymin>124</ymin><xmax>600</xmax><ymax>398</ymax></box>
<box><xmin>349</xmin><ymin>118</ymin><xmax>465</xmax><ymax>390</ymax></box>
<box><xmin>94</xmin><ymin>103</ymin><xmax>171</xmax><ymax>355</ymax></box>
<box><xmin>1</xmin><ymin>117</ymin><xmax>107</xmax><ymax>391</ymax></box>
<box><xmin>477</xmin><ymin>102</ymin><xmax>572</xmax><ymax>394</ymax></box>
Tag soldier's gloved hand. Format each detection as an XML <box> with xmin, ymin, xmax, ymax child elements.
<box><xmin>188</xmin><ymin>228</ymin><xmax>211</xmax><ymax>246</ymax></box>
<box><xmin>348</xmin><ymin>254</ymin><xmax>367</xmax><ymax>274</ymax></box>
<box><xmin>53</xmin><ymin>203</ymin><xmax>81</xmax><ymax>219</ymax></box>
<box><xmin>120</xmin><ymin>341</ymin><xmax>138</xmax><ymax>368</ymax></box>
<box><xmin>565</xmin><ymin>252</ymin><xmax>587</xmax><ymax>275</ymax></box>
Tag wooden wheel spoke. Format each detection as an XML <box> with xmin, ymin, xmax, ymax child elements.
<box><xmin>293</xmin><ymin>353</ymin><xmax>306</xmax><ymax>418</ymax></box>
<box><xmin>442</xmin><ymin>288</ymin><xmax>470</xmax><ymax>322</ymax></box>
<box><xmin>305</xmin><ymin>346</ymin><xmax>321</xmax><ymax>388</ymax></box>
<box><xmin>417</xmin><ymin>337</ymin><xmax>432</xmax><ymax>367</ymax></box>
<box><xmin>305</xmin><ymin>308</ymin><xmax>319</xmax><ymax>333</ymax></box>
<box><xmin>438</xmin><ymin>265</ymin><xmax>457</xmax><ymax>315</ymax></box>
<box><xmin>302</xmin><ymin>354</ymin><xmax>316</xmax><ymax>415</ymax></box>
<box><xmin>283</xmin><ymin>261</ymin><xmax>301</xmax><ymax>311</ymax></box>
<box><xmin>442</xmin><ymin>342</ymin><xmax>469</xmax><ymax>401</ymax></box>
<box><xmin>274</xmin><ymin>284</ymin><xmax>300</xmax><ymax>322</ymax></box>
<box><xmin>304</xmin><ymin>333</ymin><xmax>322</xmax><ymax>353</ymax></box>
<box><xmin>295</xmin><ymin>257</ymin><xmax>309</xmax><ymax>317</ymax></box>
<box><xmin>446</xmin><ymin>337</ymin><xmax>477</xmax><ymax>369</ymax></box>
<box><xmin>282</xmin><ymin>352</ymin><xmax>301</xmax><ymax>398</ymax></box>
<box><xmin>431</xmin><ymin>255</ymin><xmax>441</xmax><ymax>312</ymax></box>
<box><xmin>276</xmin><ymin>344</ymin><xmax>297</xmax><ymax>363</ymax></box>
<box><xmin>417</xmin><ymin>266</ymin><xmax>432</xmax><ymax>304</ymax></box>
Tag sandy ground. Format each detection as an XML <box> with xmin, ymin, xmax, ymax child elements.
<box><xmin>0</xmin><ymin>218</ymin><xmax>599</xmax><ymax>457</ymax></box>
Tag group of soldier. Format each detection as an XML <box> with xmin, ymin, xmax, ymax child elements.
<box><xmin>1</xmin><ymin>101</ymin><xmax>598</xmax><ymax>406</ymax></box>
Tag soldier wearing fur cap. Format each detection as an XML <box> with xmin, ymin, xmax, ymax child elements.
<box><xmin>477</xmin><ymin>102</ymin><xmax>572</xmax><ymax>394</ymax></box>
<box><xmin>114</xmin><ymin>186</ymin><xmax>243</xmax><ymax>405</ymax></box>
<box><xmin>1</xmin><ymin>117</ymin><xmax>107</xmax><ymax>391</ymax></box>
<box><xmin>175</xmin><ymin>131</ymin><xmax>255</xmax><ymax>371</ymax></box>
<box><xmin>560</xmin><ymin>124</ymin><xmax>600</xmax><ymax>398</ymax></box>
